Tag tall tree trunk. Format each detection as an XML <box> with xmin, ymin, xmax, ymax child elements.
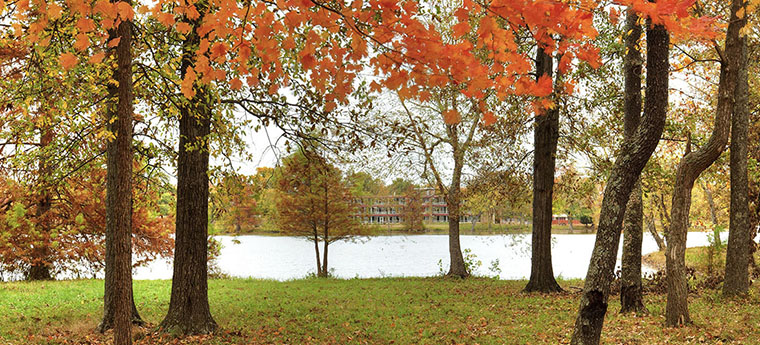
<box><xmin>570</xmin><ymin>23</ymin><xmax>669</xmax><ymax>345</ymax></box>
<box><xmin>665</xmin><ymin>0</ymin><xmax>742</xmax><ymax>325</ymax></box>
<box><xmin>724</xmin><ymin>14</ymin><xmax>750</xmax><ymax>297</ymax></box>
<box><xmin>446</xmin><ymin>158</ymin><xmax>468</xmax><ymax>278</ymax></box>
<box><xmin>646</xmin><ymin>213</ymin><xmax>666</xmax><ymax>251</ymax></box>
<box><xmin>524</xmin><ymin>47</ymin><xmax>561</xmax><ymax>293</ymax></box>
<box><xmin>28</xmin><ymin>126</ymin><xmax>53</xmax><ymax>281</ymax></box>
<box><xmin>568</xmin><ymin>215</ymin><xmax>575</xmax><ymax>232</ymax></box>
<box><xmin>98</xmin><ymin>9</ymin><xmax>143</xmax><ymax>330</ymax></box>
<box><xmin>102</xmin><ymin>6</ymin><xmax>136</xmax><ymax>344</ymax></box>
<box><xmin>620</xmin><ymin>11</ymin><xmax>646</xmax><ymax>314</ymax></box>
<box><xmin>160</xmin><ymin>2</ymin><xmax>217</xmax><ymax>334</ymax></box>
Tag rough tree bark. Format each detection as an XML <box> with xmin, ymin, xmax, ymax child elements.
<box><xmin>101</xmin><ymin>4</ymin><xmax>136</xmax><ymax>344</ymax></box>
<box><xmin>570</xmin><ymin>23</ymin><xmax>669</xmax><ymax>345</ymax></box>
<box><xmin>620</xmin><ymin>11</ymin><xmax>646</xmax><ymax>314</ymax></box>
<box><xmin>524</xmin><ymin>47</ymin><xmax>562</xmax><ymax>293</ymax></box>
<box><xmin>724</xmin><ymin>18</ymin><xmax>750</xmax><ymax>297</ymax></box>
<box><xmin>159</xmin><ymin>1</ymin><xmax>218</xmax><ymax>334</ymax></box>
<box><xmin>664</xmin><ymin>0</ymin><xmax>743</xmax><ymax>325</ymax></box>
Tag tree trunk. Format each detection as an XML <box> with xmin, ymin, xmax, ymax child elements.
<box><xmin>446</xmin><ymin>155</ymin><xmax>468</xmax><ymax>278</ymax></box>
<box><xmin>724</xmin><ymin>15</ymin><xmax>750</xmax><ymax>297</ymax></box>
<box><xmin>27</xmin><ymin>126</ymin><xmax>54</xmax><ymax>281</ymax></box>
<box><xmin>102</xmin><ymin>6</ymin><xmax>136</xmax><ymax>344</ymax></box>
<box><xmin>620</xmin><ymin>11</ymin><xmax>646</xmax><ymax>314</ymax></box>
<box><xmin>322</xmin><ymin>241</ymin><xmax>329</xmax><ymax>278</ymax></box>
<box><xmin>700</xmin><ymin>182</ymin><xmax>720</xmax><ymax>227</ymax></box>
<box><xmin>313</xmin><ymin>229</ymin><xmax>322</xmax><ymax>277</ymax></box>
<box><xmin>568</xmin><ymin>215</ymin><xmax>575</xmax><ymax>232</ymax></box>
<box><xmin>570</xmin><ymin>23</ymin><xmax>669</xmax><ymax>345</ymax></box>
<box><xmin>160</xmin><ymin>2</ymin><xmax>217</xmax><ymax>334</ymax></box>
<box><xmin>646</xmin><ymin>213</ymin><xmax>666</xmax><ymax>251</ymax></box>
<box><xmin>524</xmin><ymin>47</ymin><xmax>561</xmax><ymax>293</ymax></box>
<box><xmin>98</xmin><ymin>8</ymin><xmax>143</xmax><ymax>330</ymax></box>
<box><xmin>665</xmin><ymin>0</ymin><xmax>742</xmax><ymax>325</ymax></box>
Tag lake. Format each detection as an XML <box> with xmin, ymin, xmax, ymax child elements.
<box><xmin>133</xmin><ymin>232</ymin><xmax>729</xmax><ymax>280</ymax></box>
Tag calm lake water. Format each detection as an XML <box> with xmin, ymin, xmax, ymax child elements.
<box><xmin>133</xmin><ymin>232</ymin><xmax>729</xmax><ymax>280</ymax></box>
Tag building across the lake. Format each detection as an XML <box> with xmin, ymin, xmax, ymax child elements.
<box><xmin>353</xmin><ymin>188</ymin><xmax>477</xmax><ymax>224</ymax></box>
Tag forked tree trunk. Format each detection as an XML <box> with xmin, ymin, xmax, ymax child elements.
<box><xmin>620</xmin><ymin>11</ymin><xmax>646</xmax><ymax>314</ymax></box>
<box><xmin>665</xmin><ymin>0</ymin><xmax>743</xmax><ymax>325</ymax></box>
<box><xmin>524</xmin><ymin>47</ymin><xmax>562</xmax><ymax>293</ymax></box>
<box><xmin>160</xmin><ymin>2</ymin><xmax>217</xmax><ymax>334</ymax></box>
<box><xmin>724</xmin><ymin>19</ymin><xmax>750</xmax><ymax>297</ymax></box>
<box><xmin>102</xmin><ymin>5</ymin><xmax>136</xmax><ymax>344</ymax></box>
<box><xmin>570</xmin><ymin>23</ymin><xmax>669</xmax><ymax>345</ymax></box>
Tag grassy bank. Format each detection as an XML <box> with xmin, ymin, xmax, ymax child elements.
<box><xmin>643</xmin><ymin>245</ymin><xmax>760</xmax><ymax>275</ymax></box>
<box><xmin>3</xmin><ymin>277</ymin><xmax>760</xmax><ymax>344</ymax></box>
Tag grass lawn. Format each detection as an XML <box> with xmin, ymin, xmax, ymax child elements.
<box><xmin>2</xmin><ymin>277</ymin><xmax>760</xmax><ymax>344</ymax></box>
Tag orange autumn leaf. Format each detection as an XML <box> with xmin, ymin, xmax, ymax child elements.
<box><xmin>230</xmin><ymin>77</ymin><xmax>243</xmax><ymax>90</ymax></box>
<box><xmin>59</xmin><ymin>53</ymin><xmax>78</xmax><ymax>70</ymax></box>
<box><xmin>176</xmin><ymin>22</ymin><xmax>192</xmax><ymax>34</ymax></box>
<box><xmin>116</xmin><ymin>1</ymin><xmax>134</xmax><ymax>20</ymax></box>
<box><xmin>108</xmin><ymin>37</ymin><xmax>121</xmax><ymax>48</ymax></box>
<box><xmin>532</xmin><ymin>75</ymin><xmax>553</xmax><ymax>98</ymax></box>
<box><xmin>443</xmin><ymin>109</ymin><xmax>460</xmax><ymax>125</ymax></box>
<box><xmin>76</xmin><ymin>18</ymin><xmax>96</xmax><ymax>33</ymax></box>
<box><xmin>47</xmin><ymin>3</ymin><xmax>63</xmax><ymax>20</ymax></box>
<box><xmin>89</xmin><ymin>52</ymin><xmax>106</xmax><ymax>64</ymax></box>
<box><xmin>74</xmin><ymin>33</ymin><xmax>90</xmax><ymax>51</ymax></box>
<box><xmin>482</xmin><ymin>111</ymin><xmax>496</xmax><ymax>126</ymax></box>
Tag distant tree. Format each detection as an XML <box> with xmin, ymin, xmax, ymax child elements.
<box><xmin>389</xmin><ymin>178</ymin><xmax>415</xmax><ymax>195</ymax></box>
<box><xmin>210</xmin><ymin>174</ymin><xmax>261</xmax><ymax>234</ymax></box>
<box><xmin>402</xmin><ymin>187</ymin><xmax>425</xmax><ymax>232</ymax></box>
<box><xmin>346</xmin><ymin>171</ymin><xmax>386</xmax><ymax>196</ymax></box>
<box><xmin>275</xmin><ymin>150</ymin><xmax>361</xmax><ymax>277</ymax></box>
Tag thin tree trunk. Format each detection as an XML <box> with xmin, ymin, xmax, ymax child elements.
<box><xmin>665</xmin><ymin>0</ymin><xmax>742</xmax><ymax>325</ymax></box>
<box><xmin>620</xmin><ymin>11</ymin><xmax>646</xmax><ymax>314</ymax></box>
<box><xmin>313</xmin><ymin>229</ymin><xmax>322</xmax><ymax>277</ymax></box>
<box><xmin>524</xmin><ymin>47</ymin><xmax>561</xmax><ymax>293</ymax></box>
<box><xmin>28</xmin><ymin>127</ymin><xmax>53</xmax><ymax>281</ymax></box>
<box><xmin>568</xmin><ymin>215</ymin><xmax>575</xmax><ymax>232</ymax></box>
<box><xmin>700</xmin><ymin>182</ymin><xmax>720</xmax><ymax>227</ymax></box>
<box><xmin>446</xmin><ymin>159</ymin><xmax>468</xmax><ymax>278</ymax></box>
<box><xmin>646</xmin><ymin>213</ymin><xmax>666</xmax><ymax>251</ymax></box>
<box><xmin>102</xmin><ymin>6</ymin><xmax>136</xmax><ymax>344</ymax></box>
<box><xmin>160</xmin><ymin>2</ymin><xmax>217</xmax><ymax>334</ymax></box>
<box><xmin>322</xmin><ymin>241</ymin><xmax>329</xmax><ymax>277</ymax></box>
<box><xmin>570</xmin><ymin>23</ymin><xmax>669</xmax><ymax>345</ymax></box>
<box><xmin>724</xmin><ymin>15</ymin><xmax>750</xmax><ymax>297</ymax></box>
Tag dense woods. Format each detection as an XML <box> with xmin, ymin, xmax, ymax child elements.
<box><xmin>0</xmin><ymin>0</ymin><xmax>758</xmax><ymax>344</ymax></box>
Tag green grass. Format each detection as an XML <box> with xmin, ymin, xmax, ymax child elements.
<box><xmin>643</xmin><ymin>245</ymin><xmax>760</xmax><ymax>275</ymax></box>
<box><xmin>3</xmin><ymin>277</ymin><xmax>760</xmax><ymax>344</ymax></box>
